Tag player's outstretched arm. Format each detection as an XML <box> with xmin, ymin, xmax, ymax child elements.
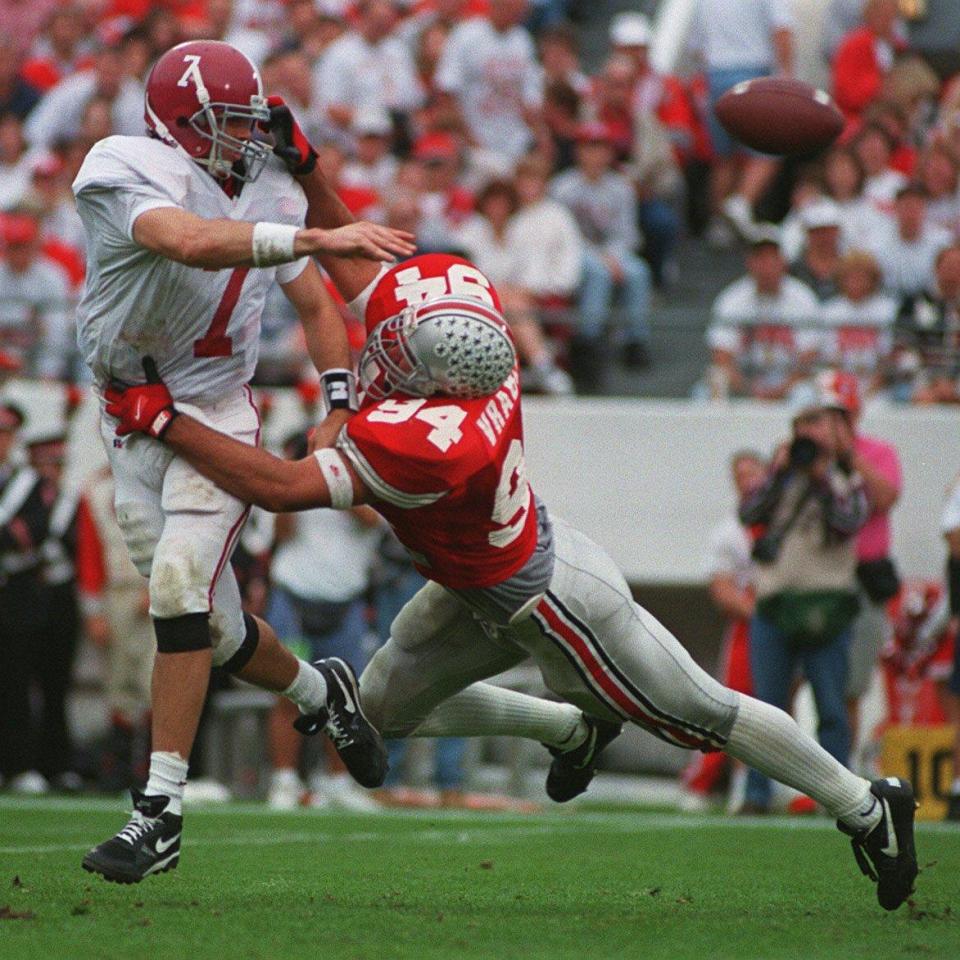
<box><xmin>266</xmin><ymin>95</ymin><xmax>407</xmax><ymax>303</ymax></box>
<box><xmin>103</xmin><ymin>362</ymin><xmax>369</xmax><ymax>514</ymax></box>
<box><xmin>132</xmin><ymin>207</ymin><xmax>414</xmax><ymax>270</ymax></box>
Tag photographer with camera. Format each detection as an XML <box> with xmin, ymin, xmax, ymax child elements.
<box><xmin>738</xmin><ymin>402</ymin><xmax>869</xmax><ymax>813</ymax></box>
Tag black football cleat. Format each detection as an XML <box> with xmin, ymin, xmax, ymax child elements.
<box><xmin>82</xmin><ymin>789</ymin><xmax>181</xmax><ymax>884</ymax></box>
<box><xmin>838</xmin><ymin>777</ymin><xmax>919</xmax><ymax>911</ymax></box>
<box><xmin>545</xmin><ymin>715</ymin><xmax>622</xmax><ymax>803</ymax></box>
<box><xmin>293</xmin><ymin>657</ymin><xmax>388</xmax><ymax>788</ymax></box>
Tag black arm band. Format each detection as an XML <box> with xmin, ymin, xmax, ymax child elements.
<box><xmin>319</xmin><ymin>369</ymin><xmax>359</xmax><ymax>416</ymax></box>
<box><xmin>948</xmin><ymin>556</ymin><xmax>960</xmax><ymax>616</ymax></box>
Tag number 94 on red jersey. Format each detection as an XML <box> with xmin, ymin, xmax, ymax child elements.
<box><xmin>336</xmin><ymin>369</ymin><xmax>538</xmax><ymax>590</ymax></box>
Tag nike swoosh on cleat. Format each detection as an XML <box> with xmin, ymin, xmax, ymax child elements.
<box><xmin>155</xmin><ymin>833</ymin><xmax>180</xmax><ymax>856</ymax></box>
<box><xmin>879</xmin><ymin>801</ymin><xmax>898</xmax><ymax>858</ymax></box>
<box><xmin>332</xmin><ymin>671</ymin><xmax>357</xmax><ymax>715</ymax></box>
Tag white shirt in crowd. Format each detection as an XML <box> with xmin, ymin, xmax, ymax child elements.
<box><xmin>708</xmin><ymin>274</ymin><xmax>821</xmax><ymax>388</ymax></box>
<box><xmin>0</xmin><ymin>258</ymin><xmax>74</xmax><ymax>378</ymax></box>
<box><xmin>866</xmin><ymin>219</ymin><xmax>952</xmax><ymax>297</ymax></box>
<box><xmin>863</xmin><ymin>169</ymin><xmax>907</xmax><ymax>215</ymax></box>
<box><xmin>435</xmin><ymin>18</ymin><xmax>543</xmax><ymax>161</ymax></box>
<box><xmin>549</xmin><ymin>168</ymin><xmax>639</xmax><ymax>260</ymax></box>
<box><xmin>314</xmin><ymin>31</ymin><xmax>423</xmax><ymax>118</ymax></box>
<box><xmin>508</xmin><ymin>198</ymin><xmax>583</xmax><ymax>298</ymax></box>
<box><xmin>705</xmin><ymin>512</ymin><xmax>754</xmax><ymax>592</ymax></box>
<box><xmin>341</xmin><ymin>155</ymin><xmax>399</xmax><ymax>197</ymax></box>
<box><xmin>453</xmin><ymin>215</ymin><xmax>516</xmax><ymax>286</ymax></box>
<box><xmin>688</xmin><ymin>0</ymin><xmax>795</xmax><ymax>70</ymax></box>
<box><xmin>25</xmin><ymin>71</ymin><xmax>144</xmax><ymax>149</ymax></box>
<box><xmin>72</xmin><ymin>136</ymin><xmax>308</xmax><ymax>402</ymax></box>
<box><xmin>820</xmin><ymin>292</ymin><xmax>897</xmax><ymax>377</ymax></box>
<box><xmin>271</xmin><ymin>508</ymin><xmax>382</xmax><ymax>603</ymax></box>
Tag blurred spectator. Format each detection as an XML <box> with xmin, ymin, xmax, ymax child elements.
<box><xmin>315</xmin><ymin>141</ymin><xmax>382</xmax><ymax>220</ymax></box>
<box><xmin>455</xmin><ymin>178</ymin><xmax>520</xmax><ymax>290</ymax></box>
<box><xmin>590</xmin><ymin>53</ymin><xmax>637</xmax><ymax>162</ymax></box>
<box><xmin>24</xmin><ymin>43</ymin><xmax>143</xmax><ymax>150</ymax></box>
<box><xmin>0</xmin><ymin>406</ymin><xmax>83</xmax><ymax>794</ymax></box>
<box><xmin>435</xmin><ymin>0</ymin><xmax>543</xmax><ymax>169</ymax></box>
<box><xmin>412</xmin><ymin>132</ymin><xmax>474</xmax><ymax>251</ymax></box>
<box><xmin>538</xmin><ymin>21</ymin><xmax>589</xmax><ymax>96</ymax></box>
<box><xmin>21</xmin><ymin>6</ymin><xmax>91</xmax><ymax>93</ymax></box>
<box><xmin>822</xmin><ymin>144</ymin><xmax>886</xmax><ymax>252</ymax></box>
<box><xmin>314</xmin><ymin>0</ymin><xmax>423</xmax><ymax>136</ymax></box>
<box><xmin>0</xmin><ymin>113</ymin><xmax>38</xmax><ymax>211</ymax></box>
<box><xmin>810</xmin><ymin>373</ymin><xmax>901</xmax><ymax>768</ymax></box>
<box><xmin>704</xmin><ymin>227</ymin><xmax>821</xmax><ymax>401</ymax></box>
<box><xmin>939</xmin><ymin>474</ymin><xmax>960</xmax><ymax>820</ymax></box>
<box><xmin>681</xmin><ymin>449</ymin><xmax>766</xmax><ymax>812</ymax></box>
<box><xmin>0</xmin><ymin>39</ymin><xmax>42</xmax><ymax>120</ymax></box>
<box><xmin>854</xmin><ymin>123</ymin><xmax>906</xmax><ymax>215</ymax></box>
<box><xmin>739</xmin><ymin>403</ymin><xmax>868</xmax><ymax>813</ymax></box>
<box><xmin>26</xmin><ymin>431</ymin><xmax>84</xmax><ymax>793</ymax></box>
<box><xmin>266</xmin><ymin>432</ymin><xmax>383</xmax><ymax>812</ymax></box>
<box><xmin>77</xmin><ymin>465</ymin><xmax>153</xmax><ymax>793</ymax></box>
<box><xmin>399</xmin><ymin>0</ymin><xmax>467</xmax><ymax>56</ymax></box>
<box><xmin>831</xmin><ymin>0</ymin><xmax>906</xmax><ymax>126</ymax></box>
<box><xmin>551</xmin><ymin>123</ymin><xmax>652</xmax><ymax>385</ymax></box>
<box><xmin>894</xmin><ymin>243</ymin><xmax>960</xmax><ymax>403</ymax></box>
<box><xmin>866</xmin><ymin>183</ymin><xmax>951</xmax><ymax>299</ymax></box>
<box><xmin>266</xmin><ymin>46</ymin><xmax>348</xmax><ymax>153</ymax></box>
<box><xmin>0</xmin><ymin>214</ymin><xmax>75</xmax><ymax>379</ymax></box>
<box><xmin>822</xmin><ymin>0</ymin><xmax>905</xmax><ymax>61</ymax></box>
<box><xmin>342</xmin><ymin>107</ymin><xmax>400</xmax><ymax>196</ymax></box>
<box><xmin>0</xmin><ymin>1</ymin><xmax>60</xmax><ymax>58</ymax></box>
<box><xmin>542</xmin><ymin>77</ymin><xmax>581</xmax><ymax>172</ymax></box>
<box><xmin>820</xmin><ymin>251</ymin><xmax>897</xmax><ymax>398</ymax></box>
<box><xmin>689</xmin><ymin>0</ymin><xmax>794</xmax><ymax>243</ymax></box>
<box><xmin>790</xmin><ymin>199</ymin><xmax>843</xmax><ymax>302</ymax></box>
<box><xmin>918</xmin><ymin>141</ymin><xmax>960</xmax><ymax>235</ymax></box>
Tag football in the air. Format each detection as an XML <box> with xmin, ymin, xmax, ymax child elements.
<box><xmin>714</xmin><ymin>77</ymin><xmax>844</xmax><ymax>156</ymax></box>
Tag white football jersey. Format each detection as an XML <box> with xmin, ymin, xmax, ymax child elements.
<box><xmin>73</xmin><ymin>135</ymin><xmax>308</xmax><ymax>403</ymax></box>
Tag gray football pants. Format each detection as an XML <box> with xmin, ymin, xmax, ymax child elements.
<box><xmin>359</xmin><ymin>517</ymin><xmax>739</xmax><ymax>750</ymax></box>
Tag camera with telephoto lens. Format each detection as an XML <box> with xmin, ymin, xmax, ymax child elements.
<box><xmin>788</xmin><ymin>435</ymin><xmax>820</xmax><ymax>469</ymax></box>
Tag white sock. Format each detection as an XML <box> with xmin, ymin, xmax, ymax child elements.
<box><xmin>411</xmin><ymin>682</ymin><xmax>586</xmax><ymax>749</ymax></box>
<box><xmin>951</xmin><ymin>777</ymin><xmax>960</xmax><ymax>796</ymax></box>
<box><xmin>144</xmin><ymin>751</ymin><xmax>188</xmax><ymax>817</ymax></box>
<box><xmin>725</xmin><ymin>695</ymin><xmax>880</xmax><ymax>831</ymax></box>
<box><xmin>282</xmin><ymin>659</ymin><xmax>328</xmax><ymax>714</ymax></box>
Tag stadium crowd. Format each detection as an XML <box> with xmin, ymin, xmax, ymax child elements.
<box><xmin>0</xmin><ymin>0</ymin><xmax>958</xmax><ymax>820</ymax></box>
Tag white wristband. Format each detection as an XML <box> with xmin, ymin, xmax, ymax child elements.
<box><xmin>251</xmin><ymin>222</ymin><xmax>298</xmax><ymax>266</ymax></box>
<box><xmin>313</xmin><ymin>448</ymin><xmax>354</xmax><ymax>509</ymax></box>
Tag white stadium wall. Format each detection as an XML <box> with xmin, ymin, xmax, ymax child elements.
<box><xmin>4</xmin><ymin>380</ymin><xmax>958</xmax><ymax>588</ymax></box>
<box><xmin>522</xmin><ymin>397</ymin><xmax>958</xmax><ymax>585</ymax></box>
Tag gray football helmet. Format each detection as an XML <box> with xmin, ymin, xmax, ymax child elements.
<box><xmin>359</xmin><ymin>296</ymin><xmax>516</xmax><ymax>401</ymax></box>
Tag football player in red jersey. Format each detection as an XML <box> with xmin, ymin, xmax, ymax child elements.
<box><xmin>107</xmin><ymin>293</ymin><xmax>919</xmax><ymax>912</ymax></box>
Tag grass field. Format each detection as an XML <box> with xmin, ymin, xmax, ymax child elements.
<box><xmin>1</xmin><ymin>797</ymin><xmax>958</xmax><ymax>960</ymax></box>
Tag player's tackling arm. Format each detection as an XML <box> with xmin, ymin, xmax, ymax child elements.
<box><xmin>163</xmin><ymin>415</ymin><xmax>370</xmax><ymax>513</ymax></box>
<box><xmin>132</xmin><ymin>206</ymin><xmax>414</xmax><ymax>270</ymax></box>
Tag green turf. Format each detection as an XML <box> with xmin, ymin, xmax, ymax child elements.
<box><xmin>1</xmin><ymin>798</ymin><xmax>958</xmax><ymax>960</ymax></box>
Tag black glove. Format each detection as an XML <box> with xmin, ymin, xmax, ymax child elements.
<box><xmin>266</xmin><ymin>94</ymin><xmax>317</xmax><ymax>176</ymax></box>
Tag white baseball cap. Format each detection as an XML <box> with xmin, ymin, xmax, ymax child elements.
<box><xmin>610</xmin><ymin>12</ymin><xmax>652</xmax><ymax>48</ymax></box>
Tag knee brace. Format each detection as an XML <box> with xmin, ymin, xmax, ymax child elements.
<box><xmin>154</xmin><ymin>612</ymin><xmax>211</xmax><ymax>653</ymax></box>
<box><xmin>221</xmin><ymin>613</ymin><xmax>260</xmax><ymax>674</ymax></box>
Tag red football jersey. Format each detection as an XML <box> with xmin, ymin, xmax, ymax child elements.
<box><xmin>337</xmin><ymin>366</ymin><xmax>537</xmax><ymax>589</ymax></box>
<box><xmin>361</xmin><ymin>253</ymin><xmax>503</xmax><ymax>333</ymax></box>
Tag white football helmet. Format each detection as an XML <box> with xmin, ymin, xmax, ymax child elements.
<box><xmin>359</xmin><ymin>296</ymin><xmax>516</xmax><ymax>401</ymax></box>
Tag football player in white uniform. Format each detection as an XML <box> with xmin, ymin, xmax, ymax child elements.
<box><xmin>75</xmin><ymin>40</ymin><xmax>414</xmax><ymax>884</ymax></box>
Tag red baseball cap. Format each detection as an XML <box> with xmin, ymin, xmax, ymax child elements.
<box><xmin>816</xmin><ymin>369</ymin><xmax>861</xmax><ymax>416</ymax></box>
<box><xmin>576</xmin><ymin>122</ymin><xmax>614</xmax><ymax>144</ymax></box>
<box><xmin>2</xmin><ymin>214</ymin><xmax>39</xmax><ymax>246</ymax></box>
<box><xmin>413</xmin><ymin>132</ymin><xmax>459</xmax><ymax>161</ymax></box>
